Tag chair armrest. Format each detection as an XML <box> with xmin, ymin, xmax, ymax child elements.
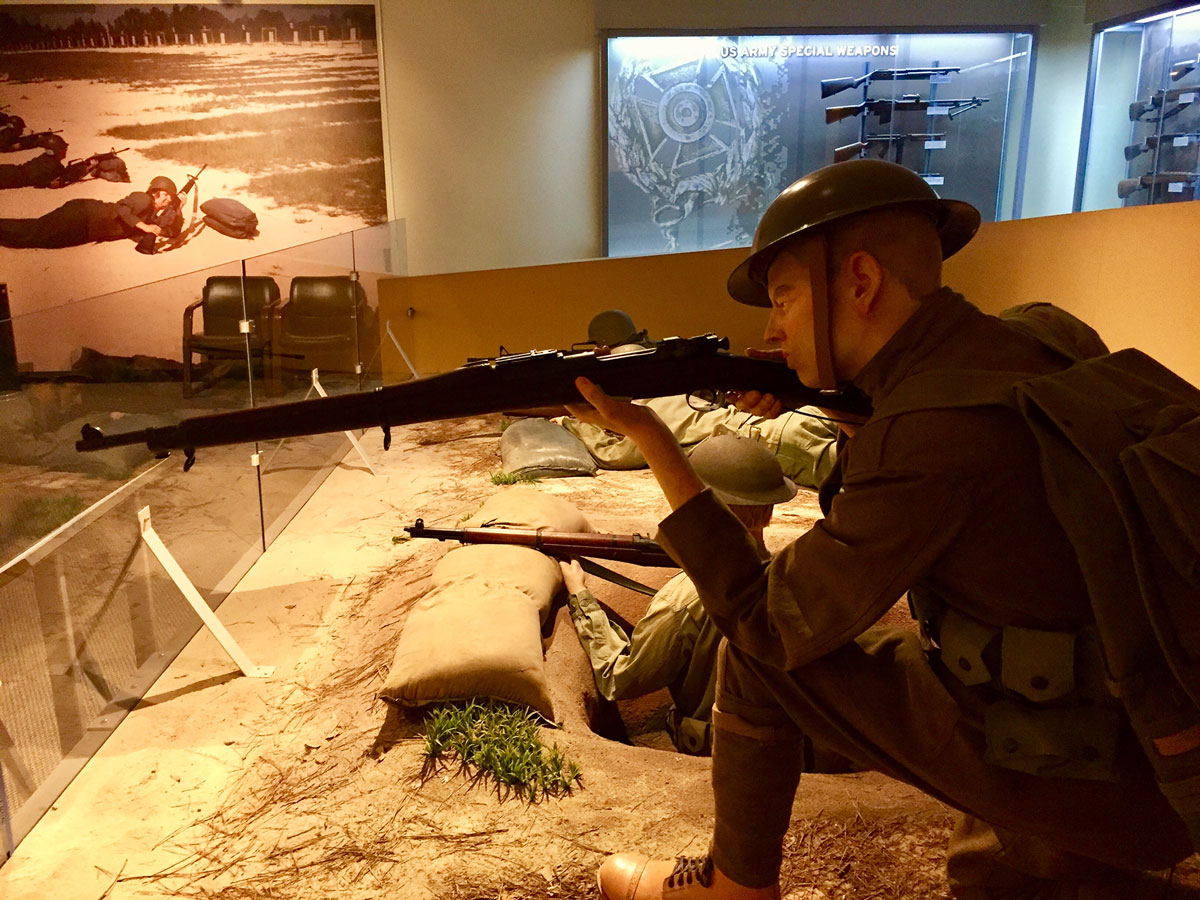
<box><xmin>183</xmin><ymin>297</ymin><xmax>205</xmax><ymax>338</ymax></box>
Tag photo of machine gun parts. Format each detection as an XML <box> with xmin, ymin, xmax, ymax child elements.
<box><xmin>821</xmin><ymin>66</ymin><xmax>988</xmax><ymax>185</ymax></box>
<box><xmin>1120</xmin><ymin>52</ymin><xmax>1200</xmax><ymax>204</ymax></box>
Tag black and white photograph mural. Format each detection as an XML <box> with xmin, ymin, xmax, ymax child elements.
<box><xmin>0</xmin><ymin>3</ymin><xmax>385</xmax><ymax>323</ymax></box>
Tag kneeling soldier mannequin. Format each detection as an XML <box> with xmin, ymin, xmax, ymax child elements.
<box><xmin>561</xmin><ymin>434</ymin><xmax>797</xmax><ymax>755</ymax></box>
<box><xmin>567</xmin><ymin>159</ymin><xmax>1200</xmax><ymax>900</ymax></box>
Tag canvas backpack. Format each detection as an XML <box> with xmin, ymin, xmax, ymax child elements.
<box><xmin>200</xmin><ymin>197</ymin><xmax>258</xmax><ymax>238</ymax></box>
<box><xmin>875</xmin><ymin>306</ymin><xmax>1200</xmax><ymax>845</ymax></box>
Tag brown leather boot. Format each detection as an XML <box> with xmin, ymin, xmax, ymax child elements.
<box><xmin>596</xmin><ymin>854</ymin><xmax>781</xmax><ymax>900</ymax></box>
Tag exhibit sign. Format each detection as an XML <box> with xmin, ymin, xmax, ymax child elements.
<box><xmin>606</xmin><ymin>31</ymin><xmax>1034</xmax><ymax>257</ymax></box>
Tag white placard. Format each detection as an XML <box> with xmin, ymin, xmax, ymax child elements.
<box><xmin>1168</xmin><ymin>182</ymin><xmax>1185</xmax><ymax>193</ymax></box>
<box><xmin>922</xmin><ymin>175</ymin><xmax>945</xmax><ymax>185</ymax></box>
<box><xmin>926</xmin><ymin>107</ymin><xmax>950</xmax><ymax>116</ymax></box>
<box><xmin>925</xmin><ymin>139</ymin><xmax>947</xmax><ymax>149</ymax></box>
<box><xmin>1180</xmin><ymin>92</ymin><xmax>1196</xmax><ymax>103</ymax></box>
<box><xmin>930</xmin><ymin>74</ymin><xmax>952</xmax><ymax>84</ymax></box>
<box><xmin>1174</xmin><ymin>135</ymin><xmax>1191</xmax><ymax>147</ymax></box>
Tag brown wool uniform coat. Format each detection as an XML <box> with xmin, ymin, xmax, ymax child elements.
<box><xmin>655</xmin><ymin>289</ymin><xmax>1193</xmax><ymax>879</ymax></box>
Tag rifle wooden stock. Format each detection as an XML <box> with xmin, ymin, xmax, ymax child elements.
<box><xmin>819</xmin><ymin>66</ymin><xmax>960</xmax><ymax>99</ymax></box>
<box><xmin>404</xmin><ymin>519</ymin><xmax>677</xmax><ymax>567</ymax></box>
<box><xmin>1118</xmin><ymin>171</ymin><xmax>1199</xmax><ymax>199</ymax></box>
<box><xmin>75</xmin><ymin>334</ymin><xmax>872</xmax><ymax>460</ymax></box>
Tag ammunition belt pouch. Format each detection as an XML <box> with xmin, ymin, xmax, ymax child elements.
<box><xmin>666</xmin><ymin>708</ymin><xmax>712</xmax><ymax>756</ymax></box>
<box><xmin>911</xmin><ymin>588</ymin><xmax>1120</xmax><ymax>781</ymax></box>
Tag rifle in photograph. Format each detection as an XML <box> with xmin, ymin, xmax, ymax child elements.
<box><xmin>8</xmin><ymin>129</ymin><xmax>63</xmax><ymax>151</ymax></box>
<box><xmin>177</xmin><ymin>163</ymin><xmax>207</xmax><ymax>198</ymax></box>
<box><xmin>404</xmin><ymin>519</ymin><xmax>677</xmax><ymax>568</ymax></box>
<box><xmin>833</xmin><ymin>132</ymin><xmax>945</xmax><ymax>163</ymax></box>
<box><xmin>74</xmin><ymin>333</ymin><xmax>873</xmax><ymax>468</ymax></box>
<box><xmin>56</xmin><ymin>146</ymin><xmax>129</xmax><ymax>185</ymax></box>
<box><xmin>1123</xmin><ymin>132</ymin><xmax>1200</xmax><ymax>160</ymax></box>
<box><xmin>1129</xmin><ymin>85</ymin><xmax>1199</xmax><ymax>121</ymax></box>
<box><xmin>825</xmin><ymin>94</ymin><xmax>988</xmax><ymax>126</ymax></box>
<box><xmin>819</xmin><ymin>66</ymin><xmax>961</xmax><ymax>99</ymax></box>
<box><xmin>1116</xmin><ymin>170</ymin><xmax>1199</xmax><ymax>199</ymax></box>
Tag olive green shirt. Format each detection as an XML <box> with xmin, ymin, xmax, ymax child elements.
<box><xmin>566</xmin><ymin>571</ymin><xmax>721</xmax><ymax>754</ymax></box>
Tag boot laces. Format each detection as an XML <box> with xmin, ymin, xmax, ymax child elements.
<box><xmin>666</xmin><ymin>856</ymin><xmax>715</xmax><ymax>888</ymax></box>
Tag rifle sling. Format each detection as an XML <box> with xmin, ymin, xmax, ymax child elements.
<box><xmin>576</xmin><ymin>557</ymin><xmax>659</xmax><ymax>596</ymax></box>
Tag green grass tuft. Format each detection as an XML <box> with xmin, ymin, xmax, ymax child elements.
<box><xmin>421</xmin><ymin>699</ymin><xmax>582</xmax><ymax>803</ymax></box>
<box><xmin>490</xmin><ymin>471</ymin><xmax>541</xmax><ymax>485</ymax></box>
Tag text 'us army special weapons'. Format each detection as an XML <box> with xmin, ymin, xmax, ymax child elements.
<box><xmin>825</xmin><ymin>94</ymin><xmax>989</xmax><ymax>126</ymax></box>
<box><xmin>1129</xmin><ymin>85</ymin><xmax>1198</xmax><ymax>121</ymax></box>
<box><xmin>1124</xmin><ymin>132</ymin><xmax>1200</xmax><ymax>160</ymax></box>
<box><xmin>75</xmin><ymin>334</ymin><xmax>874</xmax><ymax>469</ymax></box>
<box><xmin>819</xmin><ymin>66</ymin><xmax>961</xmax><ymax>99</ymax></box>
<box><xmin>834</xmin><ymin>132</ymin><xmax>945</xmax><ymax>163</ymax></box>
<box><xmin>1117</xmin><ymin>171</ymin><xmax>1200</xmax><ymax>199</ymax></box>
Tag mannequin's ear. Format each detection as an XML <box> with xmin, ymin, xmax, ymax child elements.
<box><xmin>835</xmin><ymin>249</ymin><xmax>885</xmax><ymax>315</ymax></box>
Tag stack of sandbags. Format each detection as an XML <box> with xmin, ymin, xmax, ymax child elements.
<box><xmin>380</xmin><ymin>489</ymin><xmax>591</xmax><ymax>721</ymax></box>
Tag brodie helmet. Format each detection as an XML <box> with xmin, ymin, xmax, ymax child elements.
<box><xmin>689</xmin><ymin>434</ymin><xmax>797</xmax><ymax>507</ymax></box>
<box><xmin>147</xmin><ymin>175</ymin><xmax>178</xmax><ymax>197</ymax></box>
<box><xmin>725</xmin><ymin>159</ymin><xmax>980</xmax><ymax>389</ymax></box>
<box><xmin>587</xmin><ymin>309</ymin><xmax>648</xmax><ymax>349</ymax></box>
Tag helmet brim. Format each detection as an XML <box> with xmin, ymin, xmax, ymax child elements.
<box><xmin>727</xmin><ymin>196</ymin><xmax>981</xmax><ymax>308</ymax></box>
<box><xmin>712</xmin><ymin>476</ymin><xmax>798</xmax><ymax>507</ymax></box>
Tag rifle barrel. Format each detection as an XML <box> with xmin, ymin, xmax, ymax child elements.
<box><xmin>76</xmin><ymin>335</ymin><xmax>873</xmax><ymax>457</ymax></box>
<box><xmin>404</xmin><ymin>521</ymin><xmax>677</xmax><ymax>567</ymax></box>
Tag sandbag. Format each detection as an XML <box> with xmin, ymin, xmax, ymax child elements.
<box><xmin>431</xmin><ymin>544</ymin><xmax>561</xmax><ymax>621</ymax></box>
<box><xmin>499</xmin><ymin>417</ymin><xmax>596</xmax><ymax>478</ymax></box>
<box><xmin>461</xmin><ymin>487</ymin><xmax>592</xmax><ymax>533</ymax></box>
<box><xmin>379</xmin><ymin>576</ymin><xmax>554</xmax><ymax>720</ymax></box>
<box><xmin>381</xmin><ymin>489</ymin><xmax>593</xmax><ymax>722</ymax></box>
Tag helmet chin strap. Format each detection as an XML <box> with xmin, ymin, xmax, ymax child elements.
<box><xmin>804</xmin><ymin>233</ymin><xmax>838</xmax><ymax>391</ymax></box>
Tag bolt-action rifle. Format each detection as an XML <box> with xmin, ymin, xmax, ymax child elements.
<box><xmin>833</xmin><ymin>132</ymin><xmax>945</xmax><ymax>163</ymax></box>
<box><xmin>1129</xmin><ymin>85</ymin><xmax>1199</xmax><ymax>121</ymax></box>
<box><xmin>404</xmin><ymin>519</ymin><xmax>676</xmax><ymax>567</ymax></box>
<box><xmin>1123</xmin><ymin>132</ymin><xmax>1200</xmax><ymax>160</ymax></box>
<box><xmin>75</xmin><ymin>334</ymin><xmax>873</xmax><ymax>469</ymax></box>
<box><xmin>820</xmin><ymin>66</ymin><xmax>961</xmax><ymax>99</ymax></box>
<box><xmin>1116</xmin><ymin>170</ymin><xmax>1199</xmax><ymax>200</ymax></box>
<box><xmin>825</xmin><ymin>94</ymin><xmax>988</xmax><ymax>126</ymax></box>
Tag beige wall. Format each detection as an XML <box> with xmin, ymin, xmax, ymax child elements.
<box><xmin>377</xmin><ymin>0</ymin><xmax>601</xmax><ymax>277</ymax></box>
<box><xmin>944</xmin><ymin>199</ymin><xmax>1199</xmax><ymax>385</ymax></box>
<box><xmin>381</xmin><ymin>199</ymin><xmax>1199</xmax><ymax>388</ymax></box>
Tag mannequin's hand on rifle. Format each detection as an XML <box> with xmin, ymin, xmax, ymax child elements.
<box><xmin>559</xmin><ymin>560</ymin><xmax>587</xmax><ymax>595</ymax></box>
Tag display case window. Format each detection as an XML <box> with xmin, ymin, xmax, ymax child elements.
<box><xmin>604</xmin><ymin>31</ymin><xmax>1035</xmax><ymax>257</ymax></box>
<box><xmin>1077</xmin><ymin>4</ymin><xmax>1200</xmax><ymax>211</ymax></box>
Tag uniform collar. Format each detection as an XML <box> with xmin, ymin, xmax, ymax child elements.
<box><xmin>851</xmin><ymin>287</ymin><xmax>978</xmax><ymax>406</ymax></box>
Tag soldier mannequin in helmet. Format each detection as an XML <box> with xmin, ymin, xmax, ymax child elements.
<box><xmin>0</xmin><ymin>175</ymin><xmax>177</xmax><ymax>252</ymax></box>
<box><xmin>561</xmin><ymin>434</ymin><xmax>797</xmax><ymax>756</ymax></box>
<box><xmin>567</xmin><ymin>159</ymin><xmax>1198</xmax><ymax>899</ymax></box>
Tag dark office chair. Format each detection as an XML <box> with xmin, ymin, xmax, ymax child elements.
<box><xmin>276</xmin><ymin>276</ymin><xmax>377</xmax><ymax>378</ymax></box>
<box><xmin>182</xmin><ymin>275</ymin><xmax>281</xmax><ymax>397</ymax></box>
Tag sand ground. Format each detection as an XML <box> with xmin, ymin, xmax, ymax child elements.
<box><xmin>0</xmin><ymin>415</ymin><xmax>965</xmax><ymax>900</ymax></box>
